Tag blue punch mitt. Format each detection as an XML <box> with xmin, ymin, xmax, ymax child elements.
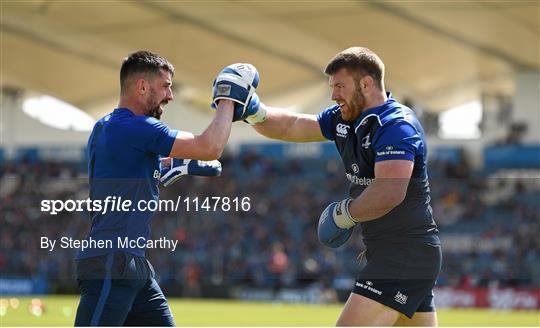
<box><xmin>212</xmin><ymin>63</ymin><xmax>259</xmax><ymax>121</ymax></box>
<box><xmin>160</xmin><ymin>159</ymin><xmax>222</xmax><ymax>187</ymax></box>
<box><xmin>318</xmin><ymin>199</ymin><xmax>356</xmax><ymax>248</ymax></box>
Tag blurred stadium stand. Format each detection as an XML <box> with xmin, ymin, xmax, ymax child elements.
<box><xmin>1</xmin><ymin>142</ymin><xmax>538</xmax><ymax>309</ymax></box>
<box><xmin>1</xmin><ymin>1</ymin><xmax>539</xmax><ymax>311</ymax></box>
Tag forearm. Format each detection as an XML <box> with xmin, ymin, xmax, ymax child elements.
<box><xmin>318</xmin><ymin>161</ymin><xmax>412</xmax><ymax>246</ymax></box>
<box><xmin>348</xmin><ymin>179</ymin><xmax>407</xmax><ymax>222</ymax></box>
<box><xmin>252</xmin><ymin>104</ymin><xmax>298</xmax><ymax>140</ymax></box>
<box><xmin>251</xmin><ymin>104</ymin><xmax>325</xmax><ymax>142</ymax></box>
<box><xmin>199</xmin><ymin>101</ymin><xmax>234</xmax><ymax>157</ymax></box>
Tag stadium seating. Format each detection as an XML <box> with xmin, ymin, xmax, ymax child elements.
<box><xmin>0</xmin><ymin>147</ymin><xmax>538</xmax><ymax>296</ymax></box>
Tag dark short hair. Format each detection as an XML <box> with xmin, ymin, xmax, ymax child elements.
<box><xmin>324</xmin><ymin>47</ymin><xmax>385</xmax><ymax>90</ymax></box>
<box><xmin>120</xmin><ymin>51</ymin><xmax>174</xmax><ymax>91</ymax></box>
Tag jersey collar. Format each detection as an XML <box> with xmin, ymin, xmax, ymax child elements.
<box><xmin>113</xmin><ymin>107</ymin><xmax>135</xmax><ymax>116</ymax></box>
<box><xmin>354</xmin><ymin>92</ymin><xmax>396</xmax><ymax>127</ymax></box>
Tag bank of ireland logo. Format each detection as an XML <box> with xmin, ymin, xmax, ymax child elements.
<box><xmin>361</xmin><ymin>134</ymin><xmax>371</xmax><ymax>149</ymax></box>
<box><xmin>352</xmin><ymin>164</ymin><xmax>359</xmax><ymax>174</ymax></box>
<box><xmin>336</xmin><ymin>123</ymin><xmax>350</xmax><ymax>138</ymax></box>
<box><xmin>355</xmin><ymin>280</ymin><xmax>382</xmax><ymax>295</ymax></box>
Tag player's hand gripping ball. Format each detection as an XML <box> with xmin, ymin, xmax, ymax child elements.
<box><xmin>212</xmin><ymin>63</ymin><xmax>259</xmax><ymax>121</ymax></box>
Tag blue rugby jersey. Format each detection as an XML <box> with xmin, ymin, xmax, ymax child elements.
<box><xmin>317</xmin><ymin>93</ymin><xmax>439</xmax><ymax>243</ymax></box>
<box><xmin>76</xmin><ymin>108</ymin><xmax>178</xmax><ymax>259</ymax></box>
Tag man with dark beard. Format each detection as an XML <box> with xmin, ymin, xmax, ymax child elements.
<box><xmin>74</xmin><ymin>51</ymin><xmax>251</xmax><ymax>326</ymax></box>
<box><xmin>242</xmin><ymin>47</ymin><xmax>441</xmax><ymax>326</ymax></box>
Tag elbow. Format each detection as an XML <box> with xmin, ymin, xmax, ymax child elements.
<box><xmin>375</xmin><ymin>178</ymin><xmax>408</xmax><ymax>209</ymax></box>
<box><xmin>201</xmin><ymin>143</ymin><xmax>224</xmax><ymax>161</ymax></box>
<box><xmin>193</xmin><ymin>134</ymin><xmax>224</xmax><ymax>161</ymax></box>
<box><xmin>207</xmin><ymin>146</ymin><xmax>224</xmax><ymax>161</ymax></box>
<box><xmin>386</xmin><ymin>192</ymin><xmax>406</xmax><ymax>209</ymax></box>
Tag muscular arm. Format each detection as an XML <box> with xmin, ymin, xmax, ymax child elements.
<box><xmin>348</xmin><ymin>160</ymin><xmax>413</xmax><ymax>222</ymax></box>
<box><xmin>168</xmin><ymin>100</ymin><xmax>234</xmax><ymax>160</ymax></box>
<box><xmin>252</xmin><ymin>104</ymin><xmax>326</xmax><ymax>142</ymax></box>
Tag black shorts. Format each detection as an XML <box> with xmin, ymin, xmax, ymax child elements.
<box><xmin>74</xmin><ymin>252</ymin><xmax>174</xmax><ymax>326</ymax></box>
<box><xmin>352</xmin><ymin>238</ymin><xmax>442</xmax><ymax>318</ymax></box>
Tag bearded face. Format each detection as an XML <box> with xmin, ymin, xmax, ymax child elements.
<box><xmin>340</xmin><ymin>82</ymin><xmax>366</xmax><ymax>122</ymax></box>
<box><xmin>142</xmin><ymin>69</ymin><xmax>173</xmax><ymax>120</ymax></box>
<box><xmin>330</xmin><ymin>68</ymin><xmax>367</xmax><ymax>122</ymax></box>
<box><xmin>145</xmin><ymin>87</ymin><xmax>167</xmax><ymax>119</ymax></box>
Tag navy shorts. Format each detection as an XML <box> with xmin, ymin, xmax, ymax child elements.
<box><xmin>74</xmin><ymin>252</ymin><xmax>174</xmax><ymax>326</ymax></box>
<box><xmin>352</xmin><ymin>238</ymin><xmax>442</xmax><ymax>318</ymax></box>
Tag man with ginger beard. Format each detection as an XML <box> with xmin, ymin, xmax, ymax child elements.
<box><xmin>242</xmin><ymin>47</ymin><xmax>442</xmax><ymax>326</ymax></box>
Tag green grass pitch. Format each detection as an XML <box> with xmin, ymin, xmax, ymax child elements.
<box><xmin>1</xmin><ymin>295</ymin><xmax>538</xmax><ymax>326</ymax></box>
